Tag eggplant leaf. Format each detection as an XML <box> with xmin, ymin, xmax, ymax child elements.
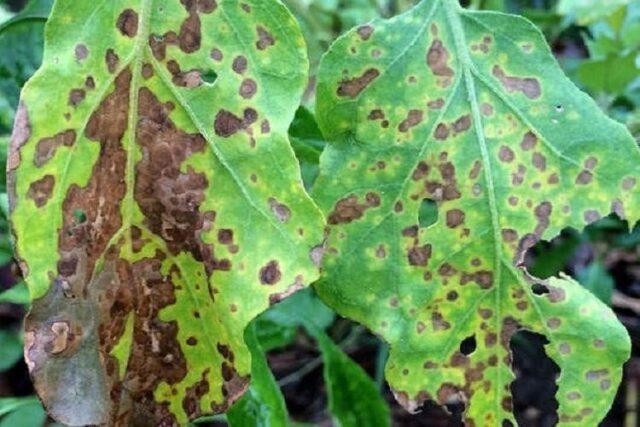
<box><xmin>9</xmin><ymin>0</ymin><xmax>324</xmax><ymax>425</ymax></box>
<box><xmin>313</xmin><ymin>0</ymin><xmax>640</xmax><ymax>425</ymax></box>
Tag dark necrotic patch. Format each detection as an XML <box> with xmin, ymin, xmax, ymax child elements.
<box><xmin>446</xmin><ymin>209</ymin><xmax>465</xmax><ymax>228</ymax></box>
<box><xmin>269</xmin><ymin>198</ymin><xmax>291</xmax><ymax>223</ymax></box>
<box><xmin>357</xmin><ymin>25</ymin><xmax>374</xmax><ymax>40</ymax></box>
<box><xmin>116</xmin><ymin>9</ymin><xmax>139</xmax><ymax>37</ymax></box>
<box><xmin>492</xmin><ymin>66</ymin><xmax>541</xmax><ymax>99</ymax></box>
<box><xmin>214</xmin><ymin>108</ymin><xmax>258</xmax><ymax>138</ymax></box>
<box><xmin>68</xmin><ymin>89</ymin><xmax>86</xmax><ymax>107</ymax></box>
<box><xmin>34</xmin><ymin>130</ymin><xmax>76</xmax><ymax>167</ymax></box>
<box><xmin>58</xmin><ymin>69</ymin><xmax>132</xmax><ymax>285</ymax></box>
<box><xmin>27</xmin><ymin>175</ymin><xmax>55</xmax><ymax>207</ymax></box>
<box><xmin>337</xmin><ymin>68</ymin><xmax>380</xmax><ymax>98</ymax></box>
<box><xmin>106</xmin><ymin>49</ymin><xmax>119</xmax><ymax>74</ymax></box>
<box><xmin>399</xmin><ymin>109</ymin><xmax>424</xmax><ymax>132</ymax></box>
<box><xmin>239</xmin><ymin>78</ymin><xmax>257</xmax><ymax>99</ymax></box>
<box><xmin>259</xmin><ymin>260</ymin><xmax>281</xmax><ymax>285</ymax></box>
<box><xmin>232</xmin><ymin>56</ymin><xmax>248</xmax><ymax>74</ymax></box>
<box><xmin>256</xmin><ymin>26</ymin><xmax>275</xmax><ymax>50</ymax></box>
<box><xmin>426</xmin><ymin>40</ymin><xmax>454</xmax><ymax>77</ymax></box>
<box><xmin>328</xmin><ymin>193</ymin><xmax>380</xmax><ymax>225</ymax></box>
<box><xmin>135</xmin><ymin>87</ymin><xmax>227</xmax><ymax>277</ymax></box>
<box><xmin>75</xmin><ymin>44</ymin><xmax>89</xmax><ymax>61</ymax></box>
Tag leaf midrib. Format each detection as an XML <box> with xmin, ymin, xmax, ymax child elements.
<box><xmin>442</xmin><ymin>0</ymin><xmax>507</xmax><ymax>420</ymax></box>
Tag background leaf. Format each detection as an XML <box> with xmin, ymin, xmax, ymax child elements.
<box><xmin>226</xmin><ymin>324</ymin><xmax>289</xmax><ymax>427</ymax></box>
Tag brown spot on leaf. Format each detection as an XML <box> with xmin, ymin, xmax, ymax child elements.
<box><xmin>256</xmin><ymin>26</ymin><xmax>275</xmax><ymax>50</ymax></box>
<box><xmin>427</xmin><ymin>40</ymin><xmax>454</xmax><ymax>77</ymax></box>
<box><xmin>116</xmin><ymin>9</ymin><xmax>139</xmax><ymax>37</ymax></box>
<box><xmin>178</xmin><ymin>8</ymin><xmax>202</xmax><ymax>53</ymax></box>
<box><xmin>446</xmin><ymin>209</ymin><xmax>465</xmax><ymax>228</ymax></box>
<box><xmin>328</xmin><ymin>193</ymin><xmax>380</xmax><ymax>225</ymax></box>
<box><xmin>532</xmin><ymin>153</ymin><xmax>546</xmax><ymax>171</ymax></box>
<box><xmin>428</xmin><ymin>98</ymin><xmax>445</xmax><ymax>109</ymax></box>
<box><xmin>408</xmin><ymin>244</ymin><xmax>432</xmax><ymax>267</ymax></box>
<box><xmin>214</xmin><ymin>108</ymin><xmax>258</xmax><ymax>138</ymax></box>
<box><xmin>27</xmin><ymin>175</ymin><xmax>55</xmax><ymax>207</ymax></box>
<box><xmin>357</xmin><ymin>25</ymin><xmax>374</xmax><ymax>40</ymax></box>
<box><xmin>432</xmin><ymin>312</ymin><xmax>451</xmax><ymax>331</ymax></box>
<box><xmin>68</xmin><ymin>89</ymin><xmax>86</xmax><ymax>107</ymax></box>
<box><xmin>34</xmin><ymin>130</ymin><xmax>76</xmax><ymax>167</ymax></box>
<box><xmin>499</xmin><ymin>146</ymin><xmax>514</xmax><ymax>163</ymax></box>
<box><xmin>260</xmin><ymin>260</ymin><xmax>281</xmax><ymax>285</ymax></box>
<box><xmin>399</xmin><ymin>110</ymin><xmax>424</xmax><ymax>132</ymax></box>
<box><xmin>453</xmin><ymin>115</ymin><xmax>471</xmax><ymax>133</ymax></box>
<box><xmin>75</xmin><ymin>44</ymin><xmax>88</xmax><ymax>61</ymax></box>
<box><xmin>239</xmin><ymin>78</ymin><xmax>257</xmax><ymax>99</ymax></box>
<box><xmin>232</xmin><ymin>55</ymin><xmax>248</xmax><ymax>74</ymax></box>
<box><xmin>521</xmin><ymin>131</ymin><xmax>537</xmax><ymax>150</ymax></box>
<box><xmin>576</xmin><ymin>170</ymin><xmax>593</xmax><ymax>185</ymax></box>
<box><xmin>337</xmin><ymin>68</ymin><xmax>380</xmax><ymax>98</ymax></box>
<box><xmin>105</xmin><ymin>49</ymin><xmax>119</xmax><ymax>74</ymax></box>
<box><xmin>492</xmin><ymin>65</ymin><xmax>541</xmax><ymax>99</ymax></box>
<box><xmin>461</xmin><ymin>270</ymin><xmax>493</xmax><ymax>289</ymax></box>
<box><xmin>269</xmin><ymin>198</ymin><xmax>291</xmax><ymax>223</ymax></box>
<box><xmin>136</xmin><ymin>87</ymin><xmax>228</xmax><ymax>276</ymax></box>
<box><xmin>434</xmin><ymin>123</ymin><xmax>449</xmax><ymax>140</ymax></box>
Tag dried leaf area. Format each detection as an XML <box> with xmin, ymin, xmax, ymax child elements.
<box><xmin>312</xmin><ymin>0</ymin><xmax>640</xmax><ymax>425</ymax></box>
<box><xmin>8</xmin><ymin>0</ymin><xmax>323</xmax><ymax>425</ymax></box>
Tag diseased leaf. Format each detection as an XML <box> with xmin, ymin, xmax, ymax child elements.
<box><xmin>9</xmin><ymin>0</ymin><xmax>324</xmax><ymax>425</ymax></box>
<box><xmin>226</xmin><ymin>324</ymin><xmax>288</xmax><ymax>427</ymax></box>
<box><xmin>312</xmin><ymin>0</ymin><xmax>640</xmax><ymax>424</ymax></box>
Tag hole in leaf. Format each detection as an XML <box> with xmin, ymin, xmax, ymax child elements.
<box><xmin>200</xmin><ymin>69</ymin><xmax>218</xmax><ymax>85</ymax></box>
<box><xmin>418</xmin><ymin>198</ymin><xmax>438</xmax><ymax>228</ymax></box>
<box><xmin>510</xmin><ymin>331</ymin><xmax>559</xmax><ymax>426</ymax></box>
<box><xmin>405</xmin><ymin>399</ymin><xmax>462</xmax><ymax>426</ymax></box>
<box><xmin>459</xmin><ymin>334</ymin><xmax>476</xmax><ymax>356</ymax></box>
<box><xmin>73</xmin><ymin>209</ymin><xmax>87</xmax><ymax>224</ymax></box>
<box><xmin>531</xmin><ymin>283</ymin><xmax>549</xmax><ymax>296</ymax></box>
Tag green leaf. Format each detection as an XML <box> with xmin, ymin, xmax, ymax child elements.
<box><xmin>0</xmin><ymin>329</ymin><xmax>23</xmax><ymax>371</ymax></box>
<box><xmin>578</xmin><ymin>53</ymin><xmax>638</xmax><ymax>94</ymax></box>
<box><xmin>0</xmin><ymin>0</ymin><xmax>52</xmax><ymax>131</ymax></box>
<box><xmin>257</xmin><ymin>288</ymin><xmax>335</xmax><ymax>338</ymax></box>
<box><xmin>9</xmin><ymin>0</ymin><xmax>324</xmax><ymax>425</ymax></box>
<box><xmin>289</xmin><ymin>107</ymin><xmax>326</xmax><ymax>190</ymax></box>
<box><xmin>0</xmin><ymin>282</ymin><xmax>30</xmax><ymax>305</ymax></box>
<box><xmin>255</xmin><ymin>288</ymin><xmax>389</xmax><ymax>426</ymax></box>
<box><xmin>558</xmin><ymin>0</ymin><xmax>629</xmax><ymax>25</ymax></box>
<box><xmin>576</xmin><ymin>261</ymin><xmax>614</xmax><ymax>305</ymax></box>
<box><xmin>312</xmin><ymin>0</ymin><xmax>639</xmax><ymax>424</ymax></box>
<box><xmin>314</xmin><ymin>331</ymin><xmax>391</xmax><ymax>427</ymax></box>
<box><xmin>0</xmin><ymin>399</ymin><xmax>46</xmax><ymax>427</ymax></box>
<box><xmin>227</xmin><ymin>324</ymin><xmax>289</xmax><ymax>427</ymax></box>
